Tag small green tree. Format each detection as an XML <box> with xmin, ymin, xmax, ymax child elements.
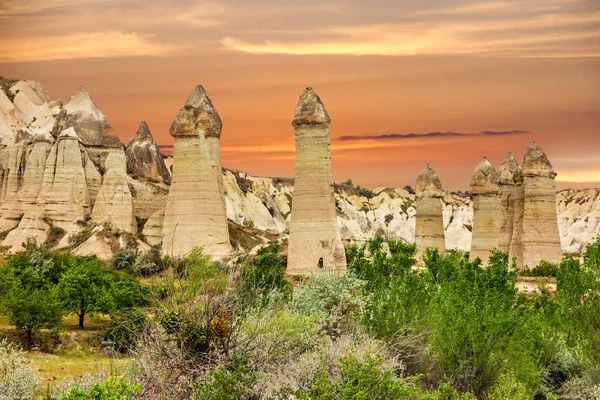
<box><xmin>56</xmin><ymin>258</ymin><xmax>115</xmax><ymax>329</ymax></box>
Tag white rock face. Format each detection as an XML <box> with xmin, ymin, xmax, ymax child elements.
<box><xmin>37</xmin><ymin>128</ymin><xmax>92</xmax><ymax>232</ymax></box>
<box><xmin>92</xmin><ymin>151</ymin><xmax>135</xmax><ymax>233</ymax></box>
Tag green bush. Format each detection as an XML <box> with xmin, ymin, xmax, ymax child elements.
<box><xmin>193</xmin><ymin>355</ymin><xmax>256</xmax><ymax>400</ymax></box>
<box><xmin>111</xmin><ymin>248</ymin><xmax>137</xmax><ymax>271</ymax></box>
<box><xmin>520</xmin><ymin>260</ymin><xmax>559</xmax><ymax>277</ymax></box>
<box><xmin>57</xmin><ymin>377</ymin><xmax>140</xmax><ymax>399</ymax></box>
<box><xmin>104</xmin><ymin>310</ymin><xmax>149</xmax><ymax>354</ymax></box>
<box><xmin>293</xmin><ymin>273</ymin><xmax>364</xmax><ymax>338</ymax></box>
<box><xmin>236</xmin><ymin>242</ymin><xmax>291</xmax><ymax>305</ymax></box>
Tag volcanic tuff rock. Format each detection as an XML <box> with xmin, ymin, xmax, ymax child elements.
<box><xmin>470</xmin><ymin>157</ymin><xmax>503</xmax><ymax>264</ymax></box>
<box><xmin>92</xmin><ymin>151</ymin><xmax>135</xmax><ymax>233</ymax></box>
<box><xmin>125</xmin><ymin>121</ymin><xmax>171</xmax><ymax>183</ymax></box>
<box><xmin>52</xmin><ymin>86</ymin><xmax>121</xmax><ymax>148</ymax></box>
<box><xmin>287</xmin><ymin>88</ymin><xmax>346</xmax><ymax>274</ymax></box>
<box><xmin>161</xmin><ymin>85</ymin><xmax>231</xmax><ymax>258</ymax></box>
<box><xmin>415</xmin><ymin>164</ymin><xmax>445</xmax><ymax>260</ymax></box>
<box><xmin>522</xmin><ymin>142</ymin><xmax>562</xmax><ymax>266</ymax></box>
<box><xmin>498</xmin><ymin>153</ymin><xmax>522</xmax><ymax>256</ymax></box>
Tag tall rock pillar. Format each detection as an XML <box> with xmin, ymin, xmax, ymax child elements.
<box><xmin>498</xmin><ymin>153</ymin><xmax>522</xmax><ymax>255</ymax></box>
<box><xmin>415</xmin><ymin>164</ymin><xmax>445</xmax><ymax>260</ymax></box>
<box><xmin>287</xmin><ymin>88</ymin><xmax>346</xmax><ymax>274</ymax></box>
<box><xmin>470</xmin><ymin>157</ymin><xmax>502</xmax><ymax>265</ymax></box>
<box><xmin>521</xmin><ymin>141</ymin><xmax>562</xmax><ymax>266</ymax></box>
<box><xmin>161</xmin><ymin>86</ymin><xmax>231</xmax><ymax>258</ymax></box>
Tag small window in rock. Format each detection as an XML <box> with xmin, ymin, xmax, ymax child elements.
<box><xmin>318</xmin><ymin>257</ymin><xmax>324</xmax><ymax>269</ymax></box>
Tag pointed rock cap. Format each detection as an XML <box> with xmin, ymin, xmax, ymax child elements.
<box><xmin>498</xmin><ymin>152</ymin><xmax>523</xmax><ymax>185</ymax></box>
<box><xmin>64</xmin><ymin>85</ymin><xmax>105</xmax><ymax>119</ymax></box>
<box><xmin>170</xmin><ymin>85</ymin><xmax>222</xmax><ymax>138</ymax></box>
<box><xmin>416</xmin><ymin>163</ymin><xmax>444</xmax><ymax>198</ymax></box>
<box><xmin>292</xmin><ymin>87</ymin><xmax>331</xmax><ymax>127</ymax></box>
<box><xmin>128</xmin><ymin>121</ymin><xmax>155</xmax><ymax>146</ymax></box>
<box><xmin>523</xmin><ymin>141</ymin><xmax>556</xmax><ymax>178</ymax></box>
<box><xmin>470</xmin><ymin>157</ymin><xmax>500</xmax><ymax>195</ymax></box>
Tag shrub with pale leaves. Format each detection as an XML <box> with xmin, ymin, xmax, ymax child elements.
<box><xmin>0</xmin><ymin>339</ymin><xmax>41</xmax><ymax>400</ymax></box>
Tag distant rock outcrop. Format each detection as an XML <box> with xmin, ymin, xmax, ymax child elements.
<box><xmin>125</xmin><ymin>121</ymin><xmax>171</xmax><ymax>183</ymax></box>
<box><xmin>287</xmin><ymin>88</ymin><xmax>346</xmax><ymax>274</ymax></box>
<box><xmin>415</xmin><ymin>164</ymin><xmax>445</xmax><ymax>259</ymax></box>
<box><xmin>470</xmin><ymin>157</ymin><xmax>502</xmax><ymax>264</ymax></box>
<box><xmin>161</xmin><ymin>86</ymin><xmax>231</xmax><ymax>258</ymax></box>
<box><xmin>521</xmin><ymin>142</ymin><xmax>562</xmax><ymax>266</ymax></box>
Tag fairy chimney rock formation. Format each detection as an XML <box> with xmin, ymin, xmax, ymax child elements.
<box><xmin>415</xmin><ymin>164</ymin><xmax>446</xmax><ymax>259</ymax></box>
<box><xmin>161</xmin><ymin>85</ymin><xmax>231</xmax><ymax>258</ymax></box>
<box><xmin>287</xmin><ymin>88</ymin><xmax>346</xmax><ymax>274</ymax></box>
<box><xmin>521</xmin><ymin>142</ymin><xmax>562</xmax><ymax>266</ymax></box>
<box><xmin>470</xmin><ymin>157</ymin><xmax>502</xmax><ymax>264</ymax></box>
<box><xmin>92</xmin><ymin>151</ymin><xmax>135</xmax><ymax>233</ymax></box>
<box><xmin>125</xmin><ymin>121</ymin><xmax>171</xmax><ymax>183</ymax></box>
<box><xmin>498</xmin><ymin>153</ymin><xmax>522</xmax><ymax>256</ymax></box>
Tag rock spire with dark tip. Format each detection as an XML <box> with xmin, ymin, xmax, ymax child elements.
<box><xmin>292</xmin><ymin>87</ymin><xmax>331</xmax><ymax>127</ymax></box>
<box><xmin>470</xmin><ymin>157</ymin><xmax>500</xmax><ymax>195</ymax></box>
<box><xmin>125</xmin><ymin>121</ymin><xmax>171</xmax><ymax>184</ymax></box>
<box><xmin>169</xmin><ymin>85</ymin><xmax>222</xmax><ymax>138</ymax></box>
<box><xmin>416</xmin><ymin>163</ymin><xmax>444</xmax><ymax>198</ymax></box>
<box><xmin>523</xmin><ymin>141</ymin><xmax>556</xmax><ymax>178</ymax></box>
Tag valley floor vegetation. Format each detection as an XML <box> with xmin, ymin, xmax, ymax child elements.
<box><xmin>0</xmin><ymin>236</ymin><xmax>599</xmax><ymax>399</ymax></box>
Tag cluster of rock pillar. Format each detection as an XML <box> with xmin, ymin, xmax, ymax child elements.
<box><xmin>469</xmin><ymin>142</ymin><xmax>561</xmax><ymax>267</ymax></box>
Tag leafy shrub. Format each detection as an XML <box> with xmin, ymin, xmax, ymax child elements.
<box><xmin>242</xmin><ymin>219</ymin><xmax>255</xmax><ymax>228</ymax></box>
<box><xmin>0</xmin><ymin>339</ymin><xmax>41</xmax><ymax>400</ymax></box>
<box><xmin>488</xmin><ymin>372</ymin><xmax>530</xmax><ymax>400</ymax></box>
<box><xmin>193</xmin><ymin>355</ymin><xmax>256</xmax><ymax>400</ymax></box>
<box><xmin>293</xmin><ymin>273</ymin><xmax>364</xmax><ymax>338</ymax></box>
<box><xmin>104</xmin><ymin>310</ymin><xmax>149</xmax><ymax>354</ymax></box>
<box><xmin>236</xmin><ymin>242</ymin><xmax>291</xmax><ymax>305</ymax></box>
<box><xmin>520</xmin><ymin>260</ymin><xmax>559</xmax><ymax>277</ymax></box>
<box><xmin>57</xmin><ymin>377</ymin><xmax>140</xmax><ymax>399</ymax></box>
<box><xmin>111</xmin><ymin>248</ymin><xmax>136</xmax><ymax>271</ymax></box>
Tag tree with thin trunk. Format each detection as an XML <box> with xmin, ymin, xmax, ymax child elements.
<box><xmin>56</xmin><ymin>258</ymin><xmax>115</xmax><ymax>329</ymax></box>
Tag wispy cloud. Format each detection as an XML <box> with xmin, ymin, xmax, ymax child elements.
<box><xmin>339</xmin><ymin>130</ymin><xmax>529</xmax><ymax>141</ymax></box>
<box><xmin>0</xmin><ymin>31</ymin><xmax>186</xmax><ymax>63</ymax></box>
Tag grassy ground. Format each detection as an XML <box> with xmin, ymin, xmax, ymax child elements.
<box><xmin>0</xmin><ymin>314</ymin><xmax>130</xmax><ymax>388</ymax></box>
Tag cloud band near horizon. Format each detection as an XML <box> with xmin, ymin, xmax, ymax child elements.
<box><xmin>338</xmin><ymin>130</ymin><xmax>529</xmax><ymax>141</ymax></box>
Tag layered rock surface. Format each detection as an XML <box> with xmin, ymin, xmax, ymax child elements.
<box><xmin>161</xmin><ymin>86</ymin><xmax>231</xmax><ymax>258</ymax></box>
<box><xmin>521</xmin><ymin>142</ymin><xmax>562</xmax><ymax>266</ymax></box>
<box><xmin>287</xmin><ymin>88</ymin><xmax>346</xmax><ymax>274</ymax></box>
<box><xmin>470</xmin><ymin>157</ymin><xmax>502</xmax><ymax>264</ymax></box>
<box><xmin>498</xmin><ymin>153</ymin><xmax>523</xmax><ymax>263</ymax></box>
<box><xmin>415</xmin><ymin>164</ymin><xmax>445</xmax><ymax>259</ymax></box>
<box><xmin>92</xmin><ymin>151</ymin><xmax>135</xmax><ymax>233</ymax></box>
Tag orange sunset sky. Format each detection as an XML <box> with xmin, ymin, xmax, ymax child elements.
<box><xmin>1</xmin><ymin>0</ymin><xmax>599</xmax><ymax>190</ymax></box>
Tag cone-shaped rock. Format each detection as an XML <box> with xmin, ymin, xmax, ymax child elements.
<box><xmin>415</xmin><ymin>164</ymin><xmax>445</xmax><ymax>259</ymax></box>
<box><xmin>92</xmin><ymin>151</ymin><xmax>135</xmax><ymax>233</ymax></box>
<box><xmin>161</xmin><ymin>86</ymin><xmax>231</xmax><ymax>258</ymax></box>
<box><xmin>498</xmin><ymin>153</ymin><xmax>522</xmax><ymax>255</ymax></box>
<box><xmin>125</xmin><ymin>121</ymin><xmax>171</xmax><ymax>183</ymax></box>
<box><xmin>52</xmin><ymin>86</ymin><xmax>121</xmax><ymax>148</ymax></box>
<box><xmin>521</xmin><ymin>142</ymin><xmax>561</xmax><ymax>266</ymax></box>
<box><xmin>470</xmin><ymin>157</ymin><xmax>502</xmax><ymax>264</ymax></box>
<box><xmin>287</xmin><ymin>88</ymin><xmax>346</xmax><ymax>274</ymax></box>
